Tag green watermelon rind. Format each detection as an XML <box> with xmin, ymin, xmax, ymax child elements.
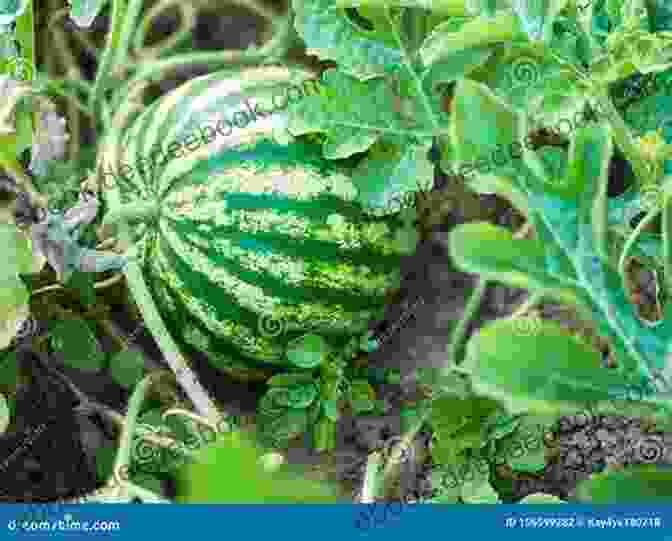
<box><xmin>101</xmin><ymin>65</ymin><xmax>406</xmax><ymax>381</ymax></box>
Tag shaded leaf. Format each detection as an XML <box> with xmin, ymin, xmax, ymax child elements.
<box><xmin>49</xmin><ymin>317</ymin><xmax>104</xmax><ymax>371</ymax></box>
<box><xmin>109</xmin><ymin>349</ymin><xmax>146</xmax><ymax>390</ymax></box>
<box><xmin>462</xmin><ymin>318</ymin><xmax>644</xmax><ymax>414</ymax></box>
<box><xmin>351</xmin><ymin>140</ymin><xmax>433</xmax><ymax>216</ymax></box>
<box><xmin>291</xmin><ymin>0</ymin><xmax>402</xmax><ymax>79</ymax></box>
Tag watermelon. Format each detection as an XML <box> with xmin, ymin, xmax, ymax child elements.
<box><xmin>99</xmin><ymin>65</ymin><xmax>409</xmax><ymax>381</ymax></box>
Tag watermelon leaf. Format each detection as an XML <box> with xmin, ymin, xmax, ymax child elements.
<box><xmin>351</xmin><ymin>139</ymin><xmax>433</xmax><ymax>216</ymax></box>
<box><xmin>461</xmin><ymin>318</ymin><xmax>644</xmax><ymax>415</ymax></box>
<box><xmin>287</xmin><ymin>68</ymin><xmax>440</xmax><ymax>160</ymax></box>
<box><xmin>291</xmin><ymin>0</ymin><xmax>403</xmax><ymax>79</ymax></box>
<box><xmin>49</xmin><ymin>317</ymin><xmax>105</xmax><ymax>372</ymax></box>
<box><xmin>64</xmin><ymin>270</ymin><xmax>96</xmax><ymax>308</ymax></box>
<box><xmin>108</xmin><ymin>349</ymin><xmax>146</xmax><ymax>390</ymax></box>
<box><xmin>448</xmin><ymin>221</ymin><xmax>582</xmax><ymax>307</ymax></box>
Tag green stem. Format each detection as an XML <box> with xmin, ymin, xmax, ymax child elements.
<box><xmin>385</xmin><ymin>8</ymin><xmax>440</xmax><ymax>135</ymax></box>
<box><xmin>446</xmin><ymin>277</ymin><xmax>487</xmax><ymax>367</ymax></box>
<box><xmin>106</xmin><ymin>13</ymin><xmax>295</xmax><ymax>114</ymax></box>
<box><xmin>595</xmin><ymin>91</ymin><xmax>653</xmax><ymax>187</ymax></box>
<box><xmin>40</xmin><ymin>78</ymin><xmax>95</xmax><ymax>117</ymax></box>
<box><xmin>663</xmin><ymin>195</ymin><xmax>672</xmax><ymax>298</ymax></box>
<box><xmin>111</xmin><ymin>0</ymin><xmax>146</xmax><ymax>68</ymax></box>
<box><xmin>89</xmin><ymin>0</ymin><xmax>128</xmax><ymax>118</ymax></box>
<box><xmin>618</xmin><ymin>205</ymin><xmax>660</xmax><ymax>288</ymax></box>
<box><xmin>130</xmin><ymin>0</ymin><xmax>197</xmax><ymax>61</ymax></box>
<box><xmin>121</xmin><ymin>238</ymin><xmax>222</xmax><ymax>427</ymax></box>
<box><xmin>12</xmin><ymin>0</ymin><xmax>35</xmax><ymax>157</ymax></box>
<box><xmin>111</xmin><ymin>372</ymin><xmax>157</xmax><ymax>484</ymax></box>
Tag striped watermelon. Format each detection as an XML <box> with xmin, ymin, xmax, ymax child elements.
<box><xmin>100</xmin><ymin>65</ymin><xmax>409</xmax><ymax>381</ymax></box>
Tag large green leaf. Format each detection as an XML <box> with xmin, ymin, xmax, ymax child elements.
<box><xmin>291</xmin><ymin>0</ymin><xmax>402</xmax><ymax>79</ymax></box>
<box><xmin>528</xmin><ymin>124</ymin><xmax>672</xmax><ymax>391</ymax></box>
<box><xmin>574</xmin><ymin>465</ymin><xmax>672</xmax><ymax>502</ymax></box>
<box><xmin>448</xmin><ymin>222</ymin><xmax>581</xmax><ymax>306</ymax></box>
<box><xmin>351</xmin><ymin>140</ymin><xmax>433</xmax><ymax>216</ymax></box>
<box><xmin>420</xmin><ymin>13</ymin><xmax>524</xmax><ymax>68</ymax></box>
<box><xmin>431</xmin><ymin>394</ymin><xmax>501</xmax><ymax>466</ymax></box>
<box><xmin>449</xmin><ymin>78</ymin><xmax>527</xmax><ymax>168</ymax></box>
<box><xmin>462</xmin><ymin>318</ymin><xmax>645</xmax><ymax>414</ymax></box>
<box><xmin>176</xmin><ymin>431</ymin><xmax>340</xmax><ymax>502</ymax></box>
